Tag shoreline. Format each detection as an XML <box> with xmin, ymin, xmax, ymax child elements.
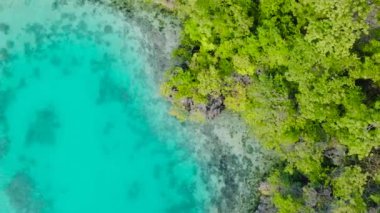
<box><xmin>108</xmin><ymin>1</ymin><xmax>276</xmax><ymax>212</ymax></box>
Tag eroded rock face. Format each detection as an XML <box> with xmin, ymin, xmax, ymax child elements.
<box><xmin>180</xmin><ymin>96</ymin><xmax>226</xmax><ymax>119</ymax></box>
<box><xmin>181</xmin><ymin>97</ymin><xmax>194</xmax><ymax>112</ymax></box>
<box><xmin>153</xmin><ymin>0</ymin><xmax>176</xmax><ymax>10</ymax></box>
<box><xmin>205</xmin><ymin>96</ymin><xmax>225</xmax><ymax>119</ymax></box>
<box><xmin>256</xmin><ymin>195</ymin><xmax>277</xmax><ymax>213</ymax></box>
<box><xmin>233</xmin><ymin>73</ymin><xmax>251</xmax><ymax>85</ymax></box>
<box><xmin>324</xmin><ymin>145</ymin><xmax>347</xmax><ymax>166</ymax></box>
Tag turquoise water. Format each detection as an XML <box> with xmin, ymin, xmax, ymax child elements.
<box><xmin>0</xmin><ymin>1</ymin><xmax>210</xmax><ymax>212</ymax></box>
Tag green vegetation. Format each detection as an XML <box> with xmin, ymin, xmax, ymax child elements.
<box><xmin>161</xmin><ymin>0</ymin><xmax>380</xmax><ymax>211</ymax></box>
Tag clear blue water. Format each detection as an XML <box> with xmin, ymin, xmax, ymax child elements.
<box><xmin>0</xmin><ymin>1</ymin><xmax>210</xmax><ymax>212</ymax></box>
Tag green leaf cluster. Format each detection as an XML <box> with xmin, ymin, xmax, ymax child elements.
<box><xmin>162</xmin><ymin>0</ymin><xmax>380</xmax><ymax>211</ymax></box>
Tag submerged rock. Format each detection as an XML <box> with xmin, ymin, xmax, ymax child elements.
<box><xmin>189</xmin><ymin>113</ymin><xmax>276</xmax><ymax>212</ymax></box>
<box><xmin>25</xmin><ymin>107</ymin><xmax>60</xmax><ymax>145</ymax></box>
<box><xmin>256</xmin><ymin>195</ymin><xmax>277</xmax><ymax>213</ymax></box>
<box><xmin>0</xmin><ymin>136</ymin><xmax>9</xmax><ymax>159</ymax></box>
<box><xmin>0</xmin><ymin>22</ymin><xmax>10</xmax><ymax>34</ymax></box>
<box><xmin>6</xmin><ymin>172</ymin><xmax>46</xmax><ymax>213</ymax></box>
<box><xmin>0</xmin><ymin>48</ymin><xmax>9</xmax><ymax>61</ymax></box>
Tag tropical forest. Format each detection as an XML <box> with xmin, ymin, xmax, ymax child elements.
<box><xmin>159</xmin><ymin>0</ymin><xmax>380</xmax><ymax>212</ymax></box>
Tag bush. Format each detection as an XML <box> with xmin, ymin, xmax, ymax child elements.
<box><xmin>162</xmin><ymin>0</ymin><xmax>380</xmax><ymax>211</ymax></box>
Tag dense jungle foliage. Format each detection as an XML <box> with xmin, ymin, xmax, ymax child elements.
<box><xmin>160</xmin><ymin>0</ymin><xmax>380</xmax><ymax>212</ymax></box>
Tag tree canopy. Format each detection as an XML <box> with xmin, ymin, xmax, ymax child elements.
<box><xmin>162</xmin><ymin>0</ymin><xmax>380</xmax><ymax>211</ymax></box>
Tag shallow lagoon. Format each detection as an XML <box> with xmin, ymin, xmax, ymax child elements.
<box><xmin>0</xmin><ymin>1</ymin><xmax>211</xmax><ymax>212</ymax></box>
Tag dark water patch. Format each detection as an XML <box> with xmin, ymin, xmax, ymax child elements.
<box><xmin>97</xmin><ymin>75</ymin><xmax>129</xmax><ymax>104</ymax></box>
<box><xmin>24</xmin><ymin>23</ymin><xmax>48</xmax><ymax>48</ymax></box>
<box><xmin>102</xmin><ymin>121</ymin><xmax>115</xmax><ymax>135</ymax></box>
<box><xmin>24</xmin><ymin>23</ymin><xmax>45</xmax><ymax>36</ymax></box>
<box><xmin>77</xmin><ymin>20</ymin><xmax>88</xmax><ymax>31</ymax></box>
<box><xmin>33</xmin><ymin>68</ymin><xmax>41</xmax><ymax>79</ymax></box>
<box><xmin>153</xmin><ymin>164</ymin><xmax>162</xmax><ymax>179</ymax></box>
<box><xmin>6</xmin><ymin>172</ymin><xmax>46</xmax><ymax>213</ymax></box>
<box><xmin>0</xmin><ymin>89</ymin><xmax>14</xmax><ymax>113</ymax></box>
<box><xmin>6</xmin><ymin>40</ymin><xmax>14</xmax><ymax>49</ymax></box>
<box><xmin>50</xmin><ymin>55</ymin><xmax>62</xmax><ymax>67</ymax></box>
<box><xmin>0</xmin><ymin>48</ymin><xmax>9</xmax><ymax>61</ymax></box>
<box><xmin>18</xmin><ymin>156</ymin><xmax>37</xmax><ymax>168</ymax></box>
<box><xmin>90</xmin><ymin>54</ymin><xmax>117</xmax><ymax>73</ymax></box>
<box><xmin>18</xmin><ymin>78</ymin><xmax>27</xmax><ymax>89</ymax></box>
<box><xmin>61</xmin><ymin>24</ymin><xmax>74</xmax><ymax>33</ymax></box>
<box><xmin>60</xmin><ymin>12</ymin><xmax>77</xmax><ymax>21</ymax></box>
<box><xmin>24</xmin><ymin>43</ymin><xmax>34</xmax><ymax>57</ymax></box>
<box><xmin>0</xmin><ymin>22</ymin><xmax>10</xmax><ymax>34</ymax></box>
<box><xmin>0</xmin><ymin>90</ymin><xmax>12</xmax><ymax>159</ymax></box>
<box><xmin>0</xmin><ymin>136</ymin><xmax>9</xmax><ymax>159</ymax></box>
<box><xmin>25</xmin><ymin>107</ymin><xmax>60</xmax><ymax>145</ymax></box>
<box><xmin>104</xmin><ymin>25</ymin><xmax>113</xmax><ymax>34</ymax></box>
<box><xmin>126</xmin><ymin>181</ymin><xmax>141</xmax><ymax>200</ymax></box>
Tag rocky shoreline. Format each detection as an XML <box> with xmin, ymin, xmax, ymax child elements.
<box><xmin>106</xmin><ymin>1</ymin><xmax>277</xmax><ymax>212</ymax></box>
